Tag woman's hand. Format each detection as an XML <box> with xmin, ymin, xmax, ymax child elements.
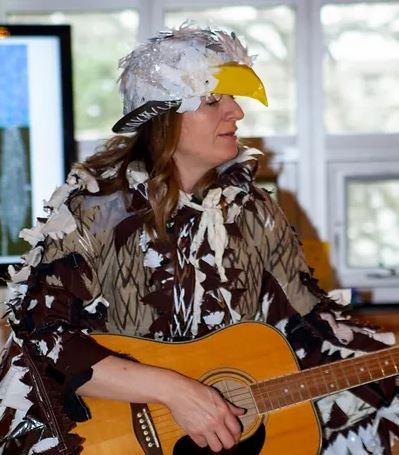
<box><xmin>80</xmin><ymin>356</ymin><xmax>244</xmax><ymax>452</ymax></box>
<box><xmin>162</xmin><ymin>372</ymin><xmax>245</xmax><ymax>452</ymax></box>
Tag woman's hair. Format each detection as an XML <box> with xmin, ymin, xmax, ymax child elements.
<box><xmin>77</xmin><ymin>111</ymin><xmax>217</xmax><ymax>241</ymax></box>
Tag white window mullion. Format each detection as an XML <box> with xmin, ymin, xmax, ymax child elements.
<box><xmin>309</xmin><ymin>0</ymin><xmax>328</xmax><ymax>240</ymax></box>
<box><xmin>327</xmin><ymin>133</ymin><xmax>399</xmax><ymax>149</ymax></box>
<box><xmin>327</xmin><ymin>145</ymin><xmax>399</xmax><ymax>163</ymax></box>
<box><xmin>296</xmin><ymin>0</ymin><xmax>312</xmax><ymax>223</ymax></box>
<box><xmin>137</xmin><ymin>0</ymin><xmax>154</xmax><ymax>41</ymax></box>
<box><xmin>296</xmin><ymin>0</ymin><xmax>328</xmax><ymax>239</ymax></box>
<box><xmin>149</xmin><ymin>0</ymin><xmax>165</xmax><ymax>38</ymax></box>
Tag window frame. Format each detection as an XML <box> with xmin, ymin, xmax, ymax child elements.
<box><xmin>329</xmin><ymin>161</ymin><xmax>399</xmax><ymax>290</ymax></box>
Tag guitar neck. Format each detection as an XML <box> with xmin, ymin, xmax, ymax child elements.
<box><xmin>250</xmin><ymin>345</ymin><xmax>399</xmax><ymax>413</ymax></box>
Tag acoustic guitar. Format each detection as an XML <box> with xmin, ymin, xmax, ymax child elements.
<box><xmin>76</xmin><ymin>321</ymin><xmax>399</xmax><ymax>454</ymax></box>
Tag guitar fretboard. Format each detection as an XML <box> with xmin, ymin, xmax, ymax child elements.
<box><xmin>250</xmin><ymin>345</ymin><xmax>399</xmax><ymax>413</ymax></box>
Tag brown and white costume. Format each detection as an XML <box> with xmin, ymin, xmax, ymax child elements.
<box><xmin>1</xmin><ymin>148</ymin><xmax>398</xmax><ymax>454</ymax></box>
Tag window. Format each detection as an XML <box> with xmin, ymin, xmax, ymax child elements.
<box><xmin>323</xmin><ymin>2</ymin><xmax>399</xmax><ymax>295</ymax></box>
<box><xmin>322</xmin><ymin>3</ymin><xmax>399</xmax><ymax>134</ymax></box>
<box><xmin>165</xmin><ymin>6</ymin><xmax>296</xmax><ymax>137</ymax></box>
<box><xmin>347</xmin><ymin>177</ymin><xmax>399</xmax><ymax>269</ymax></box>
<box><xmin>7</xmin><ymin>10</ymin><xmax>139</xmax><ymax>140</ymax></box>
<box><xmin>329</xmin><ymin>161</ymin><xmax>399</xmax><ymax>290</ymax></box>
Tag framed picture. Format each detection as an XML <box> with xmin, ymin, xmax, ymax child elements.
<box><xmin>0</xmin><ymin>24</ymin><xmax>75</xmax><ymax>279</ymax></box>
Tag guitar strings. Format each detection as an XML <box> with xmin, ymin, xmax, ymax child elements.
<box><xmin>154</xmin><ymin>406</ymin><xmax>269</xmax><ymax>441</ymax></box>
<box><xmin>149</xmin><ymin>395</ymin><xmax>254</xmax><ymax>426</ymax></box>
<box><xmin>149</xmin><ymin>350</ymin><xmax>397</xmax><ymax>419</ymax></box>
<box><xmin>151</xmin><ymin>397</ymin><xmax>256</xmax><ymax>430</ymax></box>
<box><xmin>150</xmin><ymin>366</ymin><xmax>397</xmax><ymax>428</ymax></box>
<box><xmin>146</xmin><ymin>352</ymin><xmax>399</xmax><ymax>425</ymax></box>
<box><xmin>149</xmin><ymin>348</ymin><xmax>399</xmax><ymax>417</ymax></box>
<box><xmin>154</xmin><ymin>410</ymin><xmax>258</xmax><ymax>436</ymax></box>
<box><xmin>149</xmin><ymin>397</ymin><xmax>254</xmax><ymax>426</ymax></box>
<box><xmin>153</xmin><ymin>354</ymin><xmax>396</xmax><ymax>437</ymax></box>
<box><xmin>149</xmin><ymin>402</ymin><xmax>268</xmax><ymax>439</ymax></box>
<box><xmin>153</xmin><ymin>405</ymin><xmax>261</xmax><ymax>439</ymax></box>
<box><xmin>152</xmin><ymin>398</ymin><xmax>265</xmax><ymax>435</ymax></box>
<box><xmin>149</xmin><ymin>353</ymin><xmax>399</xmax><ymax>439</ymax></box>
<box><xmin>148</xmin><ymin>384</ymin><xmax>249</xmax><ymax>414</ymax></box>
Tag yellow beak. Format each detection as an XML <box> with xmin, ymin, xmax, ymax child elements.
<box><xmin>212</xmin><ymin>63</ymin><xmax>268</xmax><ymax>107</ymax></box>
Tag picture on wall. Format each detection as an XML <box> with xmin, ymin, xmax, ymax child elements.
<box><xmin>0</xmin><ymin>25</ymin><xmax>75</xmax><ymax>277</ymax></box>
<box><xmin>0</xmin><ymin>44</ymin><xmax>32</xmax><ymax>258</ymax></box>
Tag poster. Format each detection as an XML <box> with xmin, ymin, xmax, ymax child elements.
<box><xmin>0</xmin><ymin>26</ymin><xmax>74</xmax><ymax>268</ymax></box>
<box><xmin>0</xmin><ymin>44</ymin><xmax>32</xmax><ymax>257</ymax></box>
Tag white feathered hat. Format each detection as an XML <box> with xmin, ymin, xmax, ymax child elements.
<box><xmin>112</xmin><ymin>23</ymin><xmax>268</xmax><ymax>133</ymax></box>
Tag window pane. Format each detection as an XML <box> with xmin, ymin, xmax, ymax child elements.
<box><xmin>346</xmin><ymin>178</ymin><xmax>399</xmax><ymax>268</ymax></box>
<box><xmin>7</xmin><ymin>11</ymin><xmax>139</xmax><ymax>140</ymax></box>
<box><xmin>322</xmin><ymin>3</ymin><xmax>399</xmax><ymax>134</ymax></box>
<box><xmin>165</xmin><ymin>6</ymin><xmax>296</xmax><ymax>137</ymax></box>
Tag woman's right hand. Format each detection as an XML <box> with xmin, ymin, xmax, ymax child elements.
<box><xmin>81</xmin><ymin>356</ymin><xmax>244</xmax><ymax>452</ymax></box>
<box><xmin>161</xmin><ymin>371</ymin><xmax>245</xmax><ymax>452</ymax></box>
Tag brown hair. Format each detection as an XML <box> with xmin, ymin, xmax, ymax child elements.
<box><xmin>77</xmin><ymin>111</ymin><xmax>216</xmax><ymax>240</ymax></box>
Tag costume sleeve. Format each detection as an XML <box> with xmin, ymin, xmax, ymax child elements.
<box><xmin>257</xmin><ymin>190</ymin><xmax>399</xmax><ymax>454</ymax></box>
<box><xmin>0</xmin><ymin>170</ymin><xmax>116</xmax><ymax>454</ymax></box>
<box><xmin>253</xmin><ymin>187</ymin><xmax>319</xmax><ymax>316</ymax></box>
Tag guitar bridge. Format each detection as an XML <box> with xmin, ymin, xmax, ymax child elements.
<box><xmin>131</xmin><ymin>403</ymin><xmax>162</xmax><ymax>454</ymax></box>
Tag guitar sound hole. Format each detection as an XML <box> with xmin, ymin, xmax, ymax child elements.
<box><xmin>172</xmin><ymin>423</ymin><xmax>265</xmax><ymax>455</ymax></box>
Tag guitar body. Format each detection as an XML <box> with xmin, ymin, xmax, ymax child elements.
<box><xmin>76</xmin><ymin>322</ymin><xmax>322</xmax><ymax>454</ymax></box>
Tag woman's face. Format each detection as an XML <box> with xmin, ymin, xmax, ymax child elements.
<box><xmin>174</xmin><ymin>94</ymin><xmax>245</xmax><ymax>173</ymax></box>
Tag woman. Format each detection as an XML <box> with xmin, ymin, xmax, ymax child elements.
<box><xmin>1</xmin><ymin>24</ymin><xmax>398</xmax><ymax>455</ymax></box>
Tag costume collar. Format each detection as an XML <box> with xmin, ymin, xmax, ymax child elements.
<box><xmin>125</xmin><ymin>147</ymin><xmax>262</xmax><ymax>192</ymax></box>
